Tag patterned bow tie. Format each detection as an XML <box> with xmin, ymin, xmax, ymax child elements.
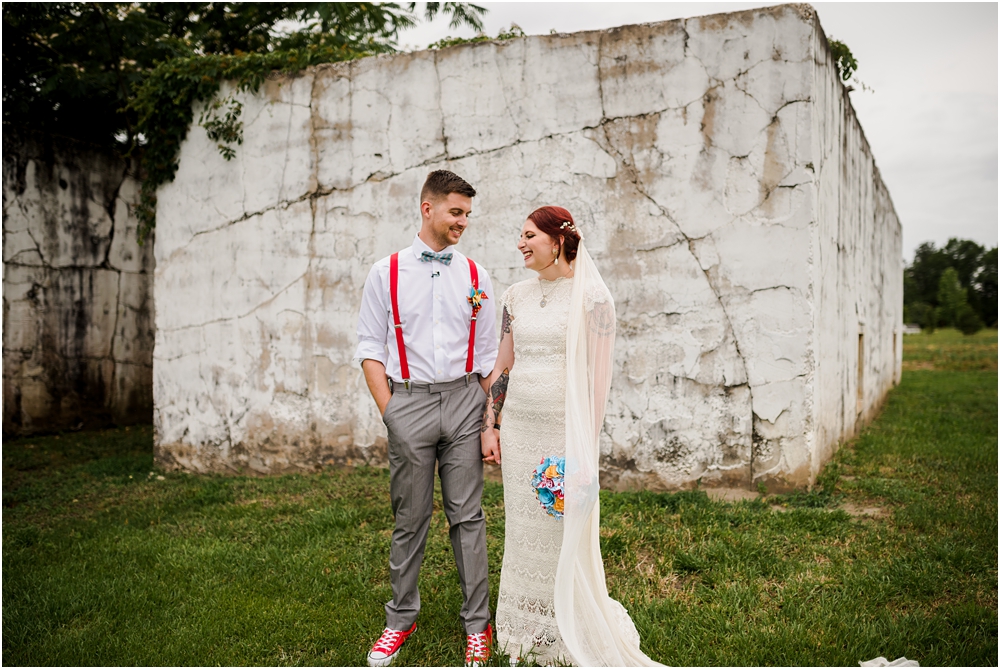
<box><xmin>419</xmin><ymin>250</ymin><xmax>453</xmax><ymax>265</ymax></box>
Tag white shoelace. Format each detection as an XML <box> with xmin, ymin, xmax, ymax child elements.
<box><xmin>372</xmin><ymin>629</ymin><xmax>403</xmax><ymax>654</ymax></box>
<box><xmin>465</xmin><ymin>631</ymin><xmax>489</xmax><ymax>661</ymax></box>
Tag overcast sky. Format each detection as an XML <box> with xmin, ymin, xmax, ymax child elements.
<box><xmin>397</xmin><ymin>2</ymin><xmax>998</xmax><ymax>262</ymax></box>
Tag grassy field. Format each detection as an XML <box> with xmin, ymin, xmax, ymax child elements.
<box><xmin>3</xmin><ymin>330</ymin><xmax>997</xmax><ymax>666</ymax></box>
<box><xmin>902</xmin><ymin>328</ymin><xmax>998</xmax><ymax>372</ymax></box>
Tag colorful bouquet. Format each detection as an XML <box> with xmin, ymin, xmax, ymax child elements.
<box><xmin>531</xmin><ymin>456</ymin><xmax>565</xmax><ymax>519</ymax></box>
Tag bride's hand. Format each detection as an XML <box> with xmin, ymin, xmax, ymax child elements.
<box><xmin>481</xmin><ymin>428</ymin><xmax>501</xmax><ymax>465</ymax></box>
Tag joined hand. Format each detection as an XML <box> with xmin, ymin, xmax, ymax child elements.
<box><xmin>481</xmin><ymin>428</ymin><xmax>501</xmax><ymax>465</ymax></box>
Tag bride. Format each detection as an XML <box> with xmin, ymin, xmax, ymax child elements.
<box><xmin>480</xmin><ymin>206</ymin><xmax>661</xmax><ymax>666</ymax></box>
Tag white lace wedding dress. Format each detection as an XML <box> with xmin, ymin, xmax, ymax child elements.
<box><xmin>496</xmin><ymin>275</ymin><xmax>575</xmax><ymax>664</ymax></box>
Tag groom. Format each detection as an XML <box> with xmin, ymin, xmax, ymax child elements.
<box><xmin>355</xmin><ymin>170</ymin><xmax>498</xmax><ymax>667</ymax></box>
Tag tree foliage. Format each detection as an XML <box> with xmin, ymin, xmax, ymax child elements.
<box><xmin>936</xmin><ymin>268</ymin><xmax>969</xmax><ymax>332</ymax></box>
<box><xmin>4</xmin><ymin>3</ymin><xmax>484</xmax><ymax>149</ymax></box>
<box><xmin>904</xmin><ymin>238</ymin><xmax>997</xmax><ymax>333</ymax></box>
<box><xmin>4</xmin><ymin>2</ymin><xmax>486</xmax><ymax>239</ymax></box>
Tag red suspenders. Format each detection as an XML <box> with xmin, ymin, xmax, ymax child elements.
<box><xmin>389</xmin><ymin>253</ymin><xmax>479</xmax><ymax>389</ymax></box>
<box><xmin>466</xmin><ymin>260</ymin><xmax>479</xmax><ymax>376</ymax></box>
<box><xmin>388</xmin><ymin>253</ymin><xmax>410</xmax><ymax>387</ymax></box>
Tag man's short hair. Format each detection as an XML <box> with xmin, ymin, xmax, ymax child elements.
<box><xmin>420</xmin><ymin>170</ymin><xmax>477</xmax><ymax>203</ymax></box>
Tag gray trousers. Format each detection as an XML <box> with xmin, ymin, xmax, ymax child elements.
<box><xmin>381</xmin><ymin>375</ymin><xmax>490</xmax><ymax>634</ymax></box>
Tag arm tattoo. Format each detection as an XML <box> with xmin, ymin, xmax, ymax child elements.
<box><xmin>480</xmin><ymin>369</ymin><xmax>509</xmax><ymax>433</ymax></box>
<box><xmin>589</xmin><ymin>301</ymin><xmax>616</xmax><ymax>336</ymax></box>
<box><xmin>501</xmin><ymin>306</ymin><xmax>513</xmax><ymax>339</ymax></box>
<box><xmin>481</xmin><ymin>402</ymin><xmax>493</xmax><ymax>432</ymax></box>
<box><xmin>491</xmin><ymin>368</ymin><xmax>510</xmax><ymax>418</ymax></box>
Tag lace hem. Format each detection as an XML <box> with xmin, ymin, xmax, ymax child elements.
<box><xmin>495</xmin><ymin>600</ymin><xmax>571</xmax><ymax>666</ymax></box>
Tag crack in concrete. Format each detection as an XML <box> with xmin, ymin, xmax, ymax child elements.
<box><xmin>107</xmin><ymin>270</ymin><xmax>123</xmax><ymax>398</ymax></box>
<box><xmin>155</xmin><ymin>350</ymin><xmax>207</xmax><ymax>362</ymax></box>
<box><xmin>307</xmin><ymin>68</ymin><xmax>322</xmax><ymax>193</ymax></box>
<box><xmin>618</xmin><ymin>309</ymin><xmax>685</xmax><ymax>321</ymax></box>
<box><xmin>280</xmin><ymin>89</ymin><xmax>294</xmax><ymax>202</ymax></box>
<box><xmin>185</xmin><ymin>183</ymin><xmax>341</xmax><ymax>244</ymax></box>
<box><xmin>4</xmin><ymin>260</ymin><xmax>149</xmax><ymax>275</ymax></box>
<box><xmin>179</xmin><ymin>50</ymin><xmax>807</xmax><ymax>252</ymax></box>
<box><xmin>493</xmin><ymin>46</ymin><xmax>523</xmax><ymax>137</ymax></box>
<box><xmin>592</xmin><ymin>91</ymin><xmax>757</xmax><ymax>486</ymax></box>
<box><xmin>101</xmin><ymin>168</ymin><xmax>127</xmax><ymax>270</ymax></box>
<box><xmin>160</xmin><ymin>269</ymin><xmax>309</xmax><ymax>333</ymax></box>
<box><xmin>432</xmin><ymin>51</ymin><xmax>450</xmax><ymax>158</ymax></box>
<box><xmin>300</xmin><ymin>180</ymin><xmax>320</xmax><ymax>399</ymax></box>
<box><xmin>633</xmin><ymin>239</ymin><xmax>687</xmax><ymax>253</ymax></box>
<box><xmin>596</xmin><ymin>33</ymin><xmax>609</xmax><ymax>120</ymax></box>
<box><xmin>24</xmin><ymin>227</ymin><xmax>50</xmax><ymax>268</ymax></box>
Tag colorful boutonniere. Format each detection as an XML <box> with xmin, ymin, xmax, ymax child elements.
<box><xmin>531</xmin><ymin>456</ymin><xmax>566</xmax><ymax>519</ymax></box>
<box><xmin>468</xmin><ymin>286</ymin><xmax>488</xmax><ymax>319</ymax></box>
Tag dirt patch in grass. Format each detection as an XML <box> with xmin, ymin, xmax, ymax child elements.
<box><xmin>902</xmin><ymin>360</ymin><xmax>937</xmax><ymax>371</ymax></box>
<box><xmin>704</xmin><ymin>487</ymin><xmax>761</xmax><ymax>503</ymax></box>
<box><xmin>840</xmin><ymin>503</ymin><xmax>888</xmax><ymax>519</ymax></box>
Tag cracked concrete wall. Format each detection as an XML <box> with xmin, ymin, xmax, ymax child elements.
<box><xmin>153</xmin><ymin>3</ymin><xmax>901</xmax><ymax>489</ymax></box>
<box><xmin>3</xmin><ymin>128</ymin><xmax>154</xmax><ymax>435</ymax></box>
<box><xmin>807</xmin><ymin>29</ymin><xmax>904</xmax><ymax>483</ymax></box>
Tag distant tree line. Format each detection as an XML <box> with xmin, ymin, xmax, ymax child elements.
<box><xmin>904</xmin><ymin>238</ymin><xmax>997</xmax><ymax>334</ymax></box>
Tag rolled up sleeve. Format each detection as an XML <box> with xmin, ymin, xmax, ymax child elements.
<box><xmin>354</xmin><ymin>264</ymin><xmax>389</xmax><ymax>368</ymax></box>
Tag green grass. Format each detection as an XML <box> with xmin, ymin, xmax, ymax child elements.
<box><xmin>4</xmin><ymin>348</ymin><xmax>997</xmax><ymax>665</ymax></box>
<box><xmin>902</xmin><ymin>327</ymin><xmax>997</xmax><ymax>372</ymax></box>
<box><xmin>602</xmin><ymin>368</ymin><xmax>997</xmax><ymax>666</ymax></box>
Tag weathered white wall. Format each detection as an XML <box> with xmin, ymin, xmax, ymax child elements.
<box><xmin>153</xmin><ymin>3</ymin><xmax>902</xmax><ymax>490</ymax></box>
<box><xmin>808</xmin><ymin>29</ymin><xmax>904</xmax><ymax>482</ymax></box>
<box><xmin>3</xmin><ymin>128</ymin><xmax>154</xmax><ymax>435</ymax></box>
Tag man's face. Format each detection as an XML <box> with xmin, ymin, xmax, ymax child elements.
<box><xmin>421</xmin><ymin>192</ymin><xmax>473</xmax><ymax>249</ymax></box>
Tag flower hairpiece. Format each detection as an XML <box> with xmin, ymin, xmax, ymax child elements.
<box><xmin>559</xmin><ymin>221</ymin><xmax>583</xmax><ymax>240</ymax></box>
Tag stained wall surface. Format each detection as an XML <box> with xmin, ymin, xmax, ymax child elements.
<box><xmin>153</xmin><ymin>4</ymin><xmax>902</xmax><ymax>489</ymax></box>
<box><xmin>3</xmin><ymin>129</ymin><xmax>154</xmax><ymax>435</ymax></box>
<box><xmin>808</xmin><ymin>29</ymin><xmax>904</xmax><ymax>483</ymax></box>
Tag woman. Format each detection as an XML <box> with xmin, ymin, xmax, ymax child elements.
<box><xmin>480</xmin><ymin>206</ymin><xmax>661</xmax><ymax>666</ymax></box>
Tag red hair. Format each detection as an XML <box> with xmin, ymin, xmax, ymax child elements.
<box><xmin>527</xmin><ymin>206</ymin><xmax>581</xmax><ymax>263</ymax></box>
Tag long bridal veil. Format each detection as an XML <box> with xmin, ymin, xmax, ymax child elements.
<box><xmin>554</xmin><ymin>240</ymin><xmax>663</xmax><ymax>666</ymax></box>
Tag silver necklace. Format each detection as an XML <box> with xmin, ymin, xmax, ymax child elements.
<box><xmin>538</xmin><ymin>277</ymin><xmax>562</xmax><ymax>308</ymax></box>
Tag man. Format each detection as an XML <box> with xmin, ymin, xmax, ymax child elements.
<box><xmin>355</xmin><ymin>170</ymin><xmax>498</xmax><ymax>667</ymax></box>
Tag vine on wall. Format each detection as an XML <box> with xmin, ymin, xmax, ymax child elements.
<box><xmin>129</xmin><ymin>45</ymin><xmax>369</xmax><ymax>240</ymax></box>
<box><xmin>129</xmin><ymin>20</ymin><xmax>527</xmax><ymax>241</ymax></box>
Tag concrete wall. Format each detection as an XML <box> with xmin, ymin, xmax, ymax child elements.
<box><xmin>807</xmin><ymin>29</ymin><xmax>904</xmax><ymax>482</ymax></box>
<box><xmin>152</xmin><ymin>4</ymin><xmax>902</xmax><ymax>489</ymax></box>
<box><xmin>3</xmin><ymin>128</ymin><xmax>154</xmax><ymax>435</ymax></box>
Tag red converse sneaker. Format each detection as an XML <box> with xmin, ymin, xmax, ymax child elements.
<box><xmin>465</xmin><ymin>623</ymin><xmax>492</xmax><ymax>667</ymax></box>
<box><xmin>367</xmin><ymin>623</ymin><xmax>416</xmax><ymax>667</ymax></box>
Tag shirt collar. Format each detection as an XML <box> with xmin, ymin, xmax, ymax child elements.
<box><xmin>411</xmin><ymin>233</ymin><xmax>457</xmax><ymax>260</ymax></box>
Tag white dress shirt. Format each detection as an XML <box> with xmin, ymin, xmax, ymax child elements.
<box><xmin>355</xmin><ymin>234</ymin><xmax>499</xmax><ymax>384</ymax></box>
